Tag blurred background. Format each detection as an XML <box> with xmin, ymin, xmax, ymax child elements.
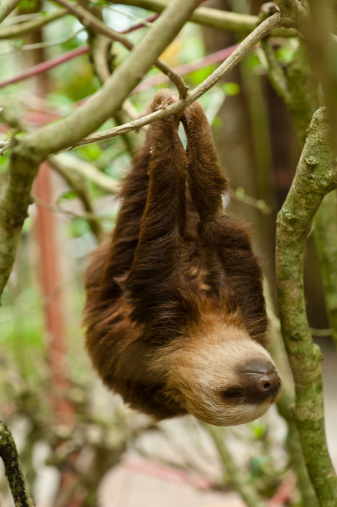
<box><xmin>0</xmin><ymin>1</ymin><xmax>336</xmax><ymax>506</ymax></box>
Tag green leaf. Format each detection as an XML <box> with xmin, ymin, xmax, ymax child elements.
<box><xmin>276</xmin><ymin>45</ymin><xmax>295</xmax><ymax>65</ymax></box>
<box><xmin>221</xmin><ymin>82</ymin><xmax>240</xmax><ymax>96</ymax></box>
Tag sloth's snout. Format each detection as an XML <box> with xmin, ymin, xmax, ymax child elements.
<box><xmin>234</xmin><ymin>359</ymin><xmax>282</xmax><ymax>402</ymax></box>
<box><xmin>255</xmin><ymin>372</ymin><xmax>281</xmax><ymax>398</ymax></box>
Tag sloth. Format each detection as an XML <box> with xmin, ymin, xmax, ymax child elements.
<box><xmin>84</xmin><ymin>90</ymin><xmax>281</xmax><ymax>427</ymax></box>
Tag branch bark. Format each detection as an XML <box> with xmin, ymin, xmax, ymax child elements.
<box><xmin>0</xmin><ymin>421</ymin><xmax>35</xmax><ymax>507</ymax></box>
<box><xmin>276</xmin><ymin>107</ymin><xmax>337</xmax><ymax>507</ymax></box>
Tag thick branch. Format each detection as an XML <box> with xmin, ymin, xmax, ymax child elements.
<box><xmin>0</xmin><ymin>9</ymin><xmax>67</xmax><ymax>39</ymax></box>
<box><xmin>0</xmin><ymin>0</ymin><xmax>20</xmax><ymax>23</ymax></box>
<box><xmin>0</xmin><ymin>421</ymin><xmax>35</xmax><ymax>507</ymax></box>
<box><xmin>276</xmin><ymin>107</ymin><xmax>337</xmax><ymax>506</ymax></box>
<box><xmin>53</xmin><ymin>0</ymin><xmax>188</xmax><ymax>98</ymax></box>
<box><xmin>74</xmin><ymin>12</ymin><xmax>282</xmax><ymax>147</ymax></box>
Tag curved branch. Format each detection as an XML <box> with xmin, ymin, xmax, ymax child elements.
<box><xmin>276</xmin><ymin>107</ymin><xmax>337</xmax><ymax>506</ymax></box>
<box><xmin>53</xmin><ymin>0</ymin><xmax>188</xmax><ymax>98</ymax></box>
<box><xmin>0</xmin><ymin>421</ymin><xmax>35</xmax><ymax>507</ymax></box>
<box><xmin>73</xmin><ymin>12</ymin><xmax>282</xmax><ymax>147</ymax></box>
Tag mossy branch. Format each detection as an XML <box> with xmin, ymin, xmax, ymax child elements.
<box><xmin>264</xmin><ymin>38</ymin><xmax>337</xmax><ymax>353</ymax></box>
<box><xmin>276</xmin><ymin>107</ymin><xmax>337</xmax><ymax>506</ymax></box>
<box><xmin>0</xmin><ymin>421</ymin><xmax>35</xmax><ymax>507</ymax></box>
<box><xmin>265</xmin><ymin>285</ymin><xmax>319</xmax><ymax>507</ymax></box>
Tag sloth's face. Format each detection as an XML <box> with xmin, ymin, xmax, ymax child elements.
<box><xmin>154</xmin><ymin>324</ymin><xmax>281</xmax><ymax>426</ymax></box>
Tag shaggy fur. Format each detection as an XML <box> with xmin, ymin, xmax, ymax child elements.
<box><xmin>84</xmin><ymin>91</ymin><xmax>281</xmax><ymax>426</ymax></box>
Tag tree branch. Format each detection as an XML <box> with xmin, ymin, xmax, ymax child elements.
<box><xmin>0</xmin><ymin>421</ymin><xmax>35</xmax><ymax>507</ymax></box>
<box><xmin>0</xmin><ymin>9</ymin><xmax>67</xmax><ymax>39</ymax></box>
<box><xmin>276</xmin><ymin>107</ymin><xmax>337</xmax><ymax>506</ymax></box>
<box><xmin>52</xmin><ymin>0</ymin><xmax>188</xmax><ymax>98</ymax></box>
<box><xmin>0</xmin><ymin>0</ymin><xmax>20</xmax><ymax>24</ymax></box>
<box><xmin>73</xmin><ymin>12</ymin><xmax>282</xmax><ymax>147</ymax></box>
<box><xmin>114</xmin><ymin>0</ymin><xmax>296</xmax><ymax>37</ymax></box>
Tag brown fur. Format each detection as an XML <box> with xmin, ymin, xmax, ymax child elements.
<box><xmin>84</xmin><ymin>91</ymin><xmax>281</xmax><ymax>426</ymax></box>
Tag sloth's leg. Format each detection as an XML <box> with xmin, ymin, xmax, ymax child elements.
<box><xmin>186</xmin><ymin>102</ymin><xmax>267</xmax><ymax>341</ymax></box>
<box><xmin>186</xmin><ymin>101</ymin><xmax>228</xmax><ymax>223</ymax></box>
<box><xmin>125</xmin><ymin>91</ymin><xmax>190</xmax><ymax>328</ymax></box>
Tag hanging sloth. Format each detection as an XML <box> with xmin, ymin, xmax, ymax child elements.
<box><xmin>84</xmin><ymin>90</ymin><xmax>281</xmax><ymax>427</ymax></box>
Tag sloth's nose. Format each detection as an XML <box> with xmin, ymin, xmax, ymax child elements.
<box><xmin>255</xmin><ymin>372</ymin><xmax>280</xmax><ymax>397</ymax></box>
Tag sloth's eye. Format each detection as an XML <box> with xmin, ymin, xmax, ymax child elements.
<box><xmin>223</xmin><ymin>389</ymin><xmax>244</xmax><ymax>399</ymax></box>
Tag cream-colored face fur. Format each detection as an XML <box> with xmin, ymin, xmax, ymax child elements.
<box><xmin>151</xmin><ymin>320</ymin><xmax>281</xmax><ymax>426</ymax></box>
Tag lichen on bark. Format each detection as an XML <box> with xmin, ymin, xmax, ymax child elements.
<box><xmin>0</xmin><ymin>421</ymin><xmax>35</xmax><ymax>507</ymax></box>
<box><xmin>276</xmin><ymin>107</ymin><xmax>337</xmax><ymax>506</ymax></box>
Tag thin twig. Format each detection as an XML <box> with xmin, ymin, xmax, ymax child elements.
<box><xmin>73</xmin><ymin>12</ymin><xmax>282</xmax><ymax>147</ymax></box>
<box><xmin>50</xmin><ymin>153</ymin><xmax>119</xmax><ymax>193</ymax></box>
<box><xmin>122</xmin><ymin>13</ymin><xmax>159</xmax><ymax>32</ymax></box>
<box><xmin>1</xmin><ymin>13</ymin><xmax>40</xmax><ymax>25</ymax></box>
<box><xmin>105</xmin><ymin>5</ymin><xmax>157</xmax><ymax>28</ymax></box>
<box><xmin>0</xmin><ymin>27</ymin><xmax>85</xmax><ymax>55</ymax></box>
<box><xmin>133</xmin><ymin>44</ymin><xmax>239</xmax><ymax>93</ymax></box>
<box><xmin>52</xmin><ymin>0</ymin><xmax>188</xmax><ymax>98</ymax></box>
<box><xmin>0</xmin><ymin>46</ymin><xmax>89</xmax><ymax>90</ymax></box>
<box><xmin>205</xmin><ymin>424</ymin><xmax>265</xmax><ymax>507</ymax></box>
<box><xmin>0</xmin><ymin>9</ymin><xmax>68</xmax><ymax>39</ymax></box>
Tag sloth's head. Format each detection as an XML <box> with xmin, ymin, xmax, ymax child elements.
<box><xmin>152</xmin><ymin>320</ymin><xmax>281</xmax><ymax>426</ymax></box>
